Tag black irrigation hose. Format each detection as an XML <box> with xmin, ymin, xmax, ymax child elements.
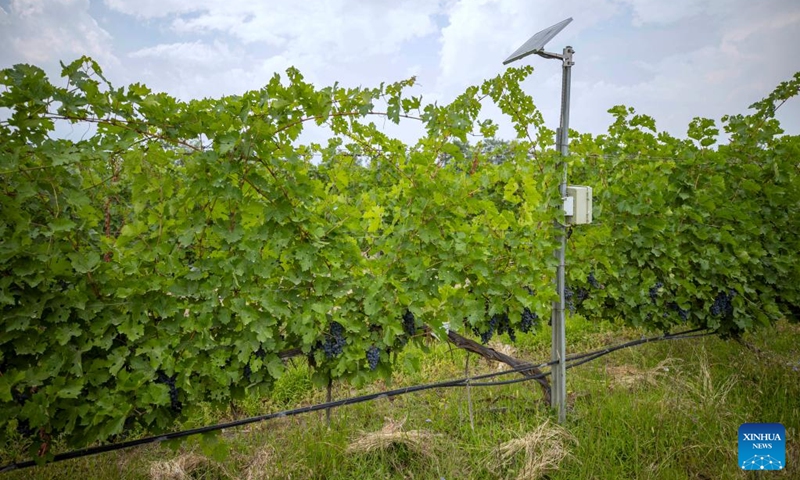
<box><xmin>564</xmin><ymin>331</ymin><xmax>713</xmax><ymax>371</ymax></box>
<box><xmin>0</xmin><ymin>327</ymin><xmax>709</xmax><ymax>473</ymax></box>
<box><xmin>470</xmin><ymin>330</ymin><xmax>715</xmax><ymax>387</ymax></box>
<box><xmin>561</xmin><ymin>328</ymin><xmax>711</xmax><ymax>367</ymax></box>
<box><xmin>481</xmin><ymin>326</ymin><xmax>709</xmax><ymax>375</ymax></box>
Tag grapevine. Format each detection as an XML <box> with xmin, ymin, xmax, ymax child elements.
<box><xmin>567</xmin><ymin>72</ymin><xmax>800</xmax><ymax>336</ymax></box>
<box><xmin>0</xmin><ymin>55</ymin><xmax>797</xmax><ymax>456</ymax></box>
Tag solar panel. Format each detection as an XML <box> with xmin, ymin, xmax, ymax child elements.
<box><xmin>502</xmin><ymin>17</ymin><xmax>573</xmax><ymax>65</ymax></box>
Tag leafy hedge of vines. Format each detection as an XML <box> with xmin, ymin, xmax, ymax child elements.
<box><xmin>0</xmin><ymin>57</ymin><xmax>797</xmax><ymax>456</ymax></box>
<box><xmin>567</xmin><ymin>73</ymin><xmax>800</xmax><ymax>336</ymax></box>
<box><xmin>0</xmin><ymin>58</ymin><xmax>560</xmax><ymax>455</ymax></box>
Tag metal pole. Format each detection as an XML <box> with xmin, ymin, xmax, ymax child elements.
<box><xmin>551</xmin><ymin>45</ymin><xmax>573</xmax><ymax>423</ymax></box>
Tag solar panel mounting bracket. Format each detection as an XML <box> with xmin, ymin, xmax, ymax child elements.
<box><xmin>536</xmin><ymin>50</ymin><xmax>564</xmax><ymax>61</ymax></box>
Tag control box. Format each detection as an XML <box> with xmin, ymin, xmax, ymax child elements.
<box><xmin>566</xmin><ymin>185</ymin><xmax>592</xmax><ymax>225</ymax></box>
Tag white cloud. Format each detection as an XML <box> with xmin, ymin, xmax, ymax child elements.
<box><xmin>102</xmin><ymin>0</ymin><xmax>200</xmax><ymax>19</ymax></box>
<box><xmin>98</xmin><ymin>0</ymin><xmax>446</xmax><ymax>108</ymax></box>
<box><xmin>129</xmin><ymin>41</ymin><xmax>241</xmax><ymax>69</ymax></box>
<box><xmin>106</xmin><ymin>0</ymin><xmax>442</xmax><ymax>58</ymax></box>
<box><xmin>123</xmin><ymin>40</ymin><xmax>331</xmax><ymax>103</ymax></box>
<box><xmin>10</xmin><ymin>0</ymin><xmax>47</xmax><ymax>18</ymax></box>
<box><xmin>571</xmin><ymin>2</ymin><xmax>800</xmax><ymax>138</ymax></box>
<box><xmin>720</xmin><ymin>9</ymin><xmax>800</xmax><ymax>57</ymax></box>
<box><xmin>618</xmin><ymin>0</ymin><xmax>709</xmax><ymax>26</ymax></box>
<box><xmin>191</xmin><ymin>1</ymin><xmax>438</xmax><ymax>59</ymax></box>
<box><xmin>0</xmin><ymin>0</ymin><xmax>117</xmax><ymax>67</ymax></box>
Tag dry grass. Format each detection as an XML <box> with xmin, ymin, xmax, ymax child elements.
<box><xmin>605</xmin><ymin>357</ymin><xmax>679</xmax><ymax>390</ymax></box>
<box><xmin>491</xmin><ymin>419</ymin><xmax>577</xmax><ymax>480</ymax></box>
<box><xmin>678</xmin><ymin>348</ymin><xmax>737</xmax><ymax>411</ymax></box>
<box><xmin>239</xmin><ymin>446</ymin><xmax>314</xmax><ymax>480</ymax></box>
<box><xmin>487</xmin><ymin>341</ymin><xmax>518</xmax><ymax>370</ymax></box>
<box><xmin>345</xmin><ymin>417</ymin><xmax>440</xmax><ymax>459</ymax></box>
<box><xmin>240</xmin><ymin>447</ymin><xmax>273</xmax><ymax>480</ymax></box>
<box><xmin>149</xmin><ymin>452</ymin><xmax>216</xmax><ymax>480</ymax></box>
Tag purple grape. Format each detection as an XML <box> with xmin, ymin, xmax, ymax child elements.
<box><xmin>587</xmin><ymin>272</ymin><xmax>600</xmax><ymax>289</ymax></box>
<box><xmin>366</xmin><ymin>346</ymin><xmax>380</xmax><ymax>371</ymax></box>
<box><xmin>520</xmin><ymin>308</ymin><xmax>538</xmax><ymax>333</ymax></box>
<box><xmin>402</xmin><ymin>310</ymin><xmax>417</xmax><ymax>336</ymax></box>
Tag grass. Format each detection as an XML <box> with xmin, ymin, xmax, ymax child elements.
<box><xmin>2</xmin><ymin>316</ymin><xmax>798</xmax><ymax>479</ymax></box>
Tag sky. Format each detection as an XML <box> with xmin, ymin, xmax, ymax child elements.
<box><xmin>1</xmin><ymin>0</ymin><xmax>799</xmax><ymax>144</ymax></box>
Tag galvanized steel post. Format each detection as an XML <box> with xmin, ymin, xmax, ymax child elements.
<box><xmin>552</xmin><ymin>45</ymin><xmax>574</xmax><ymax>424</ymax></box>
<box><xmin>502</xmin><ymin>17</ymin><xmax>574</xmax><ymax>423</ymax></box>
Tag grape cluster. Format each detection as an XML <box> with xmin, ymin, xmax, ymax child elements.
<box><xmin>472</xmin><ymin>319</ymin><xmax>492</xmax><ymax>343</ymax></box>
<box><xmin>243</xmin><ymin>363</ymin><xmax>252</xmax><ymax>382</ymax></box>
<box><xmin>318</xmin><ymin>321</ymin><xmax>347</xmax><ymax>359</ymax></box>
<box><xmin>667</xmin><ymin>302</ymin><xmax>690</xmax><ymax>321</ymax></box>
<box><xmin>366</xmin><ymin>346</ymin><xmax>380</xmax><ymax>371</ymax></box>
<box><xmin>11</xmin><ymin>388</ymin><xmax>36</xmax><ymax>437</ymax></box>
<box><xmin>587</xmin><ymin>271</ymin><xmax>601</xmax><ymax>289</ymax></box>
<box><xmin>471</xmin><ymin>322</ymin><xmax>493</xmax><ymax>344</ymax></box>
<box><xmin>155</xmin><ymin>370</ymin><xmax>181</xmax><ymax>413</ymax></box>
<box><xmin>565</xmin><ymin>287</ymin><xmax>575</xmax><ymax>313</ymax></box>
<box><xmin>710</xmin><ymin>289</ymin><xmax>736</xmax><ymax>317</ymax></box>
<box><xmin>402</xmin><ymin>310</ymin><xmax>417</xmax><ymax>337</ymax></box>
<box><xmin>649</xmin><ymin>282</ymin><xmax>664</xmax><ymax>304</ymax></box>
<box><xmin>16</xmin><ymin>418</ymin><xmax>35</xmax><ymax>438</ymax></box>
<box><xmin>520</xmin><ymin>308</ymin><xmax>538</xmax><ymax>333</ymax></box>
<box><xmin>524</xmin><ymin>286</ymin><xmax>534</xmax><ymax>295</ymax></box>
<box><xmin>473</xmin><ymin>312</ymin><xmax>515</xmax><ymax>343</ymax></box>
<box><xmin>643</xmin><ymin>281</ymin><xmax>693</xmax><ymax>321</ymax></box>
<box><xmin>576</xmin><ymin>288</ymin><xmax>589</xmax><ymax>304</ymax></box>
<box><xmin>12</xmin><ymin>388</ymin><xmax>30</xmax><ymax>406</ymax></box>
<box><xmin>254</xmin><ymin>347</ymin><xmax>266</xmax><ymax>360</ymax></box>
<box><xmin>497</xmin><ymin>314</ymin><xmax>516</xmax><ymax>342</ymax></box>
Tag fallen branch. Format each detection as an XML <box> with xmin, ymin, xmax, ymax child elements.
<box><xmin>443</xmin><ymin>328</ymin><xmax>551</xmax><ymax>404</ymax></box>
